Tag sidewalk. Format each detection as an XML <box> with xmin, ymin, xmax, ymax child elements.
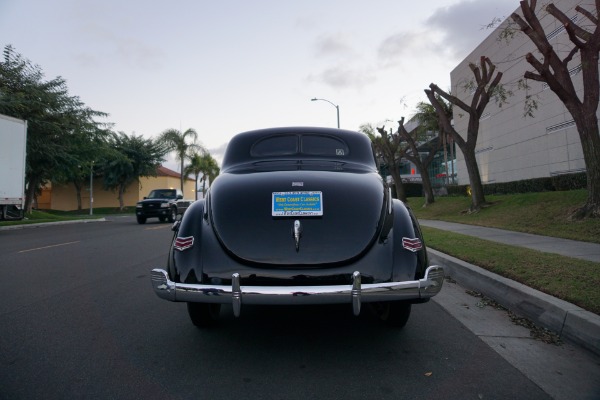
<box><xmin>419</xmin><ymin>219</ymin><xmax>600</xmax><ymax>262</ymax></box>
<box><xmin>419</xmin><ymin>219</ymin><xmax>600</xmax><ymax>357</ymax></box>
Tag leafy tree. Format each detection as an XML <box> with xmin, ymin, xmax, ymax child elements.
<box><xmin>50</xmin><ymin>120</ymin><xmax>113</xmax><ymax>210</ymax></box>
<box><xmin>425</xmin><ymin>56</ymin><xmax>505</xmax><ymax>212</ymax></box>
<box><xmin>0</xmin><ymin>45</ymin><xmax>108</xmax><ymax>212</ymax></box>
<box><xmin>101</xmin><ymin>132</ymin><xmax>165</xmax><ymax>210</ymax></box>
<box><xmin>509</xmin><ymin>1</ymin><xmax>600</xmax><ymax>219</ymax></box>
<box><xmin>360</xmin><ymin>123</ymin><xmax>408</xmax><ymax>201</ymax></box>
<box><xmin>158</xmin><ymin>128</ymin><xmax>200</xmax><ymax>192</ymax></box>
<box><xmin>184</xmin><ymin>151</ymin><xmax>220</xmax><ymax>200</ymax></box>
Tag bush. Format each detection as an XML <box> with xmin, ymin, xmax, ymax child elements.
<box><xmin>446</xmin><ymin>185</ymin><xmax>470</xmax><ymax>196</ymax></box>
<box><xmin>404</xmin><ymin>183</ymin><xmax>423</xmax><ymax>197</ymax></box>
<box><xmin>551</xmin><ymin>172</ymin><xmax>587</xmax><ymax>191</ymax></box>
<box><xmin>442</xmin><ymin>172</ymin><xmax>586</xmax><ymax>196</ymax></box>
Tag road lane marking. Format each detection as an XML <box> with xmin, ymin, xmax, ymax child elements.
<box><xmin>145</xmin><ymin>225</ymin><xmax>171</xmax><ymax>230</ymax></box>
<box><xmin>19</xmin><ymin>241</ymin><xmax>81</xmax><ymax>253</ymax></box>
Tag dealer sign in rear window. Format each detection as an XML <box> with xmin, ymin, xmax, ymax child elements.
<box><xmin>272</xmin><ymin>191</ymin><xmax>323</xmax><ymax>216</ymax></box>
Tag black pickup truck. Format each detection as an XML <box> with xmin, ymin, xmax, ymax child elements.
<box><xmin>136</xmin><ymin>189</ymin><xmax>183</xmax><ymax>224</ymax></box>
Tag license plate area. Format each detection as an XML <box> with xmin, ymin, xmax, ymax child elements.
<box><xmin>272</xmin><ymin>191</ymin><xmax>323</xmax><ymax>216</ymax></box>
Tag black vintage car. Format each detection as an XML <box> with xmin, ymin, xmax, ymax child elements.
<box><xmin>151</xmin><ymin>127</ymin><xmax>444</xmax><ymax>327</ymax></box>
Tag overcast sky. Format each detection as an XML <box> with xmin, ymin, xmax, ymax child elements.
<box><xmin>1</xmin><ymin>0</ymin><xmax>519</xmax><ymax>168</ymax></box>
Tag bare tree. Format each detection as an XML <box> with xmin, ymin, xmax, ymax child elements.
<box><xmin>397</xmin><ymin>118</ymin><xmax>441</xmax><ymax>207</ymax></box>
<box><xmin>510</xmin><ymin>0</ymin><xmax>600</xmax><ymax>219</ymax></box>
<box><xmin>425</xmin><ymin>56</ymin><xmax>504</xmax><ymax>212</ymax></box>
<box><xmin>360</xmin><ymin>124</ymin><xmax>408</xmax><ymax>201</ymax></box>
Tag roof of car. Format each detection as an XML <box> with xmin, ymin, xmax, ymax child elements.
<box><xmin>221</xmin><ymin>126</ymin><xmax>376</xmax><ymax>171</ymax></box>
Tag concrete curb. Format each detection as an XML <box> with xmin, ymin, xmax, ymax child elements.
<box><xmin>428</xmin><ymin>248</ymin><xmax>600</xmax><ymax>357</ymax></box>
<box><xmin>0</xmin><ymin>218</ymin><xmax>106</xmax><ymax>231</ymax></box>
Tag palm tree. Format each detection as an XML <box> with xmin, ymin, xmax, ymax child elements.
<box><xmin>184</xmin><ymin>151</ymin><xmax>220</xmax><ymax>200</ymax></box>
<box><xmin>158</xmin><ymin>128</ymin><xmax>200</xmax><ymax>192</ymax></box>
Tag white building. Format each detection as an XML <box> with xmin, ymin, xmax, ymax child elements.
<box><xmin>450</xmin><ymin>0</ymin><xmax>597</xmax><ymax>185</ymax></box>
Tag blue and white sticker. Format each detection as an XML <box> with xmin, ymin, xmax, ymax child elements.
<box><xmin>272</xmin><ymin>191</ymin><xmax>323</xmax><ymax>216</ymax></box>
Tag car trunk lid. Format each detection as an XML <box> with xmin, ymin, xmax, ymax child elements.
<box><xmin>209</xmin><ymin>169</ymin><xmax>386</xmax><ymax>266</ymax></box>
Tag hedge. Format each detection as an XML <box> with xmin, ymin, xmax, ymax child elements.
<box><xmin>445</xmin><ymin>172</ymin><xmax>587</xmax><ymax>196</ymax></box>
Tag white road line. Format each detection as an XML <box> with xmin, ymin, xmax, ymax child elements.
<box><xmin>19</xmin><ymin>241</ymin><xmax>81</xmax><ymax>253</ymax></box>
<box><xmin>145</xmin><ymin>225</ymin><xmax>171</xmax><ymax>230</ymax></box>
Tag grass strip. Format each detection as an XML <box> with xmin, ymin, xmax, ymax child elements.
<box><xmin>409</xmin><ymin>190</ymin><xmax>600</xmax><ymax>244</ymax></box>
<box><xmin>422</xmin><ymin>226</ymin><xmax>600</xmax><ymax>315</ymax></box>
<box><xmin>0</xmin><ymin>207</ymin><xmax>134</xmax><ymax>227</ymax></box>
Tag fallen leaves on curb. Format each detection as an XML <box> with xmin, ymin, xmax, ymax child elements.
<box><xmin>464</xmin><ymin>289</ymin><xmax>562</xmax><ymax>346</ymax></box>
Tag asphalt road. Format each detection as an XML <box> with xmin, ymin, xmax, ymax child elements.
<box><xmin>0</xmin><ymin>216</ymin><xmax>594</xmax><ymax>399</ymax></box>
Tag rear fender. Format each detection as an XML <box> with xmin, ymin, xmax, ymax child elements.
<box><xmin>391</xmin><ymin>199</ymin><xmax>428</xmax><ymax>281</ymax></box>
<box><xmin>171</xmin><ymin>199</ymin><xmax>205</xmax><ymax>283</ymax></box>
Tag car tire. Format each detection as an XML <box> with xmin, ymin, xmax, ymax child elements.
<box><xmin>168</xmin><ymin>207</ymin><xmax>177</xmax><ymax>223</ymax></box>
<box><xmin>167</xmin><ymin>238</ymin><xmax>180</xmax><ymax>282</ymax></box>
<box><xmin>136</xmin><ymin>216</ymin><xmax>147</xmax><ymax>224</ymax></box>
<box><xmin>187</xmin><ymin>303</ymin><xmax>221</xmax><ymax>327</ymax></box>
<box><xmin>371</xmin><ymin>301</ymin><xmax>412</xmax><ymax>328</ymax></box>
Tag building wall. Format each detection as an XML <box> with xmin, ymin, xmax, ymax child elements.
<box><xmin>450</xmin><ymin>0</ymin><xmax>595</xmax><ymax>185</ymax></box>
<box><xmin>45</xmin><ymin>175</ymin><xmax>196</xmax><ymax>211</ymax></box>
<box><xmin>139</xmin><ymin>175</ymin><xmax>196</xmax><ymax>200</ymax></box>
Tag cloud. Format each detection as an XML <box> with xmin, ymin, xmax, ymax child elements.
<box><xmin>313</xmin><ymin>32</ymin><xmax>354</xmax><ymax>58</ymax></box>
<box><xmin>208</xmin><ymin>142</ymin><xmax>228</xmax><ymax>166</ymax></box>
<box><xmin>375</xmin><ymin>0</ymin><xmax>516</xmax><ymax>66</ymax></box>
<box><xmin>307</xmin><ymin>65</ymin><xmax>376</xmax><ymax>90</ymax></box>
<box><xmin>378</xmin><ymin>31</ymin><xmax>432</xmax><ymax>65</ymax></box>
<box><xmin>426</xmin><ymin>0</ymin><xmax>515</xmax><ymax>59</ymax></box>
<box><xmin>74</xmin><ymin>23</ymin><xmax>164</xmax><ymax>70</ymax></box>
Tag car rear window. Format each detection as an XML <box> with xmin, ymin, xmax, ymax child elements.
<box><xmin>250</xmin><ymin>134</ymin><xmax>349</xmax><ymax>158</ymax></box>
<box><xmin>251</xmin><ymin>135</ymin><xmax>298</xmax><ymax>157</ymax></box>
<box><xmin>302</xmin><ymin>135</ymin><xmax>348</xmax><ymax>156</ymax></box>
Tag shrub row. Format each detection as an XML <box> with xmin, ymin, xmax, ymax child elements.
<box><xmin>391</xmin><ymin>182</ymin><xmax>424</xmax><ymax>198</ymax></box>
<box><xmin>445</xmin><ymin>172</ymin><xmax>587</xmax><ymax>196</ymax></box>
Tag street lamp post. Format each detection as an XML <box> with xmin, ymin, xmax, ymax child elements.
<box><xmin>311</xmin><ymin>98</ymin><xmax>340</xmax><ymax>128</ymax></box>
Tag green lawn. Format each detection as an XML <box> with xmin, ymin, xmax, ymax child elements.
<box><xmin>0</xmin><ymin>208</ymin><xmax>132</xmax><ymax>227</ymax></box>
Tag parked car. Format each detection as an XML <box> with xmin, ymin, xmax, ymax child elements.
<box><xmin>136</xmin><ymin>188</ymin><xmax>182</xmax><ymax>224</ymax></box>
<box><xmin>151</xmin><ymin>127</ymin><xmax>444</xmax><ymax>327</ymax></box>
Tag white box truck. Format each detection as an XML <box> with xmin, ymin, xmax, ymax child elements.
<box><xmin>0</xmin><ymin>113</ymin><xmax>27</xmax><ymax>220</ymax></box>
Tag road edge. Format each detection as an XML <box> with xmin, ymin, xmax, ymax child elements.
<box><xmin>0</xmin><ymin>218</ymin><xmax>106</xmax><ymax>230</ymax></box>
<box><xmin>428</xmin><ymin>248</ymin><xmax>600</xmax><ymax>357</ymax></box>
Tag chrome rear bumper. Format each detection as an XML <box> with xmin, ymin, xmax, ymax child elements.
<box><xmin>151</xmin><ymin>266</ymin><xmax>444</xmax><ymax>317</ymax></box>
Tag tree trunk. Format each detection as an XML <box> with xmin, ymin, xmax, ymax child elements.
<box><xmin>570</xmin><ymin>115</ymin><xmax>600</xmax><ymax>219</ymax></box>
<box><xmin>420</xmin><ymin>168</ymin><xmax>435</xmax><ymax>206</ymax></box>
<box><xmin>73</xmin><ymin>180</ymin><xmax>83</xmax><ymax>211</ymax></box>
<box><xmin>461</xmin><ymin>145</ymin><xmax>486</xmax><ymax>211</ymax></box>
<box><xmin>180</xmin><ymin>159</ymin><xmax>185</xmax><ymax>193</ymax></box>
<box><xmin>118</xmin><ymin>184</ymin><xmax>125</xmax><ymax>210</ymax></box>
<box><xmin>390</xmin><ymin>169</ymin><xmax>407</xmax><ymax>202</ymax></box>
<box><xmin>24</xmin><ymin>176</ymin><xmax>40</xmax><ymax>214</ymax></box>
